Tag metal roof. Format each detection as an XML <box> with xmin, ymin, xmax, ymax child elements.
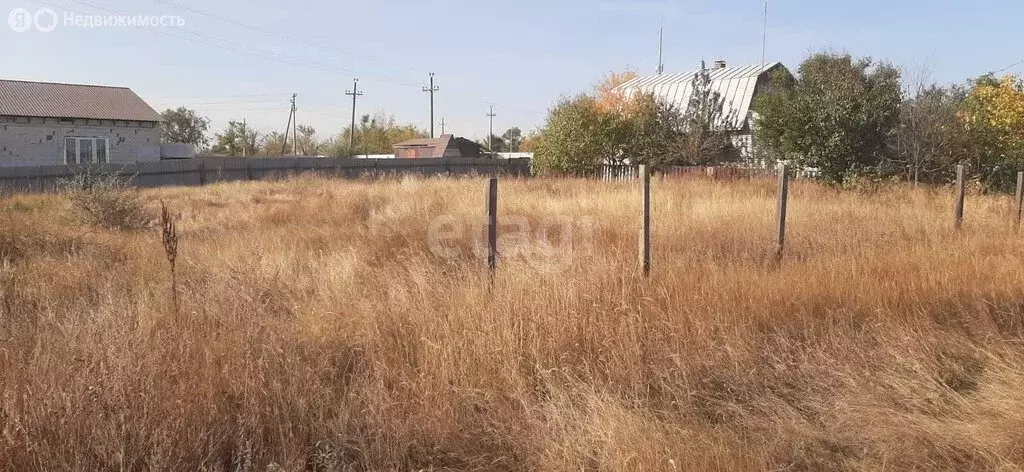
<box><xmin>0</xmin><ymin>79</ymin><xmax>162</xmax><ymax>122</ymax></box>
<box><xmin>394</xmin><ymin>134</ymin><xmax>453</xmax><ymax>157</ymax></box>
<box><xmin>616</xmin><ymin>62</ymin><xmax>786</xmax><ymax>131</ymax></box>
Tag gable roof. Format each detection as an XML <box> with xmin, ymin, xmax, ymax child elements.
<box><xmin>0</xmin><ymin>79</ymin><xmax>162</xmax><ymax>122</ymax></box>
<box><xmin>394</xmin><ymin>134</ymin><xmax>453</xmax><ymax>157</ymax></box>
<box><xmin>616</xmin><ymin>62</ymin><xmax>788</xmax><ymax>130</ymax></box>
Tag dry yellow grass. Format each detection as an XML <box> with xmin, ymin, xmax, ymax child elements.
<box><xmin>2</xmin><ymin>174</ymin><xmax>1024</xmax><ymax>471</ymax></box>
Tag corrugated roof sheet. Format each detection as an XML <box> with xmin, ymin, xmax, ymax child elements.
<box><xmin>0</xmin><ymin>79</ymin><xmax>162</xmax><ymax>122</ymax></box>
<box><xmin>394</xmin><ymin>134</ymin><xmax>454</xmax><ymax>157</ymax></box>
<box><xmin>616</xmin><ymin>62</ymin><xmax>785</xmax><ymax>131</ymax></box>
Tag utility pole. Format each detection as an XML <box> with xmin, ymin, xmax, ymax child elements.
<box><xmin>423</xmin><ymin>73</ymin><xmax>439</xmax><ymax>138</ymax></box>
<box><xmin>440</xmin><ymin>117</ymin><xmax>447</xmax><ymax>135</ymax></box>
<box><xmin>290</xmin><ymin>93</ymin><xmax>297</xmax><ymax>156</ymax></box>
<box><xmin>345</xmin><ymin>79</ymin><xmax>363</xmax><ymax>154</ymax></box>
<box><xmin>761</xmin><ymin>0</ymin><xmax>768</xmax><ymax>69</ymax></box>
<box><xmin>486</xmin><ymin>106</ymin><xmax>497</xmax><ymax>152</ymax></box>
<box><xmin>657</xmin><ymin>23</ymin><xmax>664</xmax><ymax>75</ymax></box>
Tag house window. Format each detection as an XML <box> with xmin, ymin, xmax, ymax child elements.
<box><xmin>63</xmin><ymin>137</ymin><xmax>110</xmax><ymax>164</ymax></box>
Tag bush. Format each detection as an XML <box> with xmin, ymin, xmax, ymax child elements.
<box><xmin>59</xmin><ymin>167</ymin><xmax>149</xmax><ymax>230</ymax></box>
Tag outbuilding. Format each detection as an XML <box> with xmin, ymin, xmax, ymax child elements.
<box><xmin>393</xmin><ymin>134</ymin><xmax>484</xmax><ymax>159</ymax></box>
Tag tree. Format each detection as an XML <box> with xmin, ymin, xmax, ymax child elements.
<box><xmin>327</xmin><ymin>112</ymin><xmax>426</xmax><ymax>157</ymax></box>
<box><xmin>755</xmin><ymin>53</ymin><xmax>902</xmax><ymax>183</ymax></box>
<box><xmin>534</xmin><ymin>94</ymin><xmax>619</xmax><ymax>174</ymax></box>
<box><xmin>960</xmin><ymin>74</ymin><xmax>1024</xmax><ymax>191</ymax></box>
<box><xmin>675</xmin><ymin>63</ymin><xmax>740</xmax><ymax>165</ymax></box>
<box><xmin>891</xmin><ymin>72</ymin><xmax>969</xmax><ymax>185</ymax></box>
<box><xmin>160</xmin><ymin>107</ymin><xmax>210</xmax><ymax>149</ymax></box>
<box><xmin>501</xmin><ymin>127</ymin><xmax>523</xmax><ymax>152</ymax></box>
<box><xmin>210</xmin><ymin>121</ymin><xmax>260</xmax><ymax>157</ymax></box>
<box><xmin>296</xmin><ymin>125</ymin><xmax>321</xmax><ymax>156</ymax></box>
<box><xmin>519</xmin><ymin>132</ymin><xmax>541</xmax><ymax>152</ymax></box>
<box><xmin>595</xmin><ymin>70</ymin><xmax>639</xmax><ymax>112</ymax></box>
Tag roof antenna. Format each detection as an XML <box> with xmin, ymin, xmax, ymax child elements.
<box><xmin>761</xmin><ymin>0</ymin><xmax>768</xmax><ymax>69</ymax></box>
<box><xmin>657</xmin><ymin>21</ymin><xmax>665</xmax><ymax>75</ymax></box>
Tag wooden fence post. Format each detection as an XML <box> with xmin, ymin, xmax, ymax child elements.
<box><xmin>955</xmin><ymin>164</ymin><xmax>966</xmax><ymax>230</ymax></box>
<box><xmin>776</xmin><ymin>163</ymin><xmax>789</xmax><ymax>261</ymax></box>
<box><xmin>486</xmin><ymin>177</ymin><xmax>498</xmax><ymax>274</ymax></box>
<box><xmin>640</xmin><ymin>165</ymin><xmax>651</xmax><ymax>277</ymax></box>
<box><xmin>1015</xmin><ymin>171</ymin><xmax>1023</xmax><ymax>226</ymax></box>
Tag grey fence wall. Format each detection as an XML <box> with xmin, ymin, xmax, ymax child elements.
<box><xmin>0</xmin><ymin>157</ymin><xmax>533</xmax><ymax>193</ymax></box>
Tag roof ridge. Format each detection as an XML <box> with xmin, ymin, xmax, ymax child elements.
<box><xmin>0</xmin><ymin>78</ymin><xmax>132</xmax><ymax>90</ymax></box>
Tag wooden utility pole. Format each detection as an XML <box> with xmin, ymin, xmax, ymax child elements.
<box><xmin>640</xmin><ymin>165</ymin><xmax>651</xmax><ymax>277</ymax></box>
<box><xmin>776</xmin><ymin>163</ymin><xmax>789</xmax><ymax>261</ymax></box>
<box><xmin>1015</xmin><ymin>171</ymin><xmax>1024</xmax><ymax>226</ymax></box>
<box><xmin>346</xmin><ymin>79</ymin><xmax>363</xmax><ymax>154</ymax></box>
<box><xmin>241</xmin><ymin>118</ymin><xmax>247</xmax><ymax>157</ymax></box>
<box><xmin>486</xmin><ymin>106</ymin><xmax>497</xmax><ymax>152</ymax></box>
<box><xmin>955</xmin><ymin>164</ymin><xmax>966</xmax><ymax>230</ymax></box>
<box><xmin>423</xmin><ymin>73</ymin><xmax>439</xmax><ymax>138</ymax></box>
<box><xmin>486</xmin><ymin>178</ymin><xmax>498</xmax><ymax>274</ymax></box>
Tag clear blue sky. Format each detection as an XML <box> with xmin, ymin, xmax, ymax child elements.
<box><xmin>3</xmin><ymin>0</ymin><xmax>1022</xmax><ymax>141</ymax></box>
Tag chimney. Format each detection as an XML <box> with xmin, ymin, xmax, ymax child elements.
<box><xmin>713</xmin><ymin>60</ymin><xmax>727</xmax><ymax>70</ymax></box>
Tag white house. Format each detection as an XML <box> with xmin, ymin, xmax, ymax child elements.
<box><xmin>616</xmin><ymin>61</ymin><xmax>791</xmax><ymax>161</ymax></box>
<box><xmin>0</xmin><ymin>79</ymin><xmax>162</xmax><ymax>167</ymax></box>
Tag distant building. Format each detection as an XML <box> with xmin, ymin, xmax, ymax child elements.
<box><xmin>393</xmin><ymin>134</ymin><xmax>484</xmax><ymax>159</ymax></box>
<box><xmin>616</xmin><ymin>61</ymin><xmax>792</xmax><ymax>160</ymax></box>
<box><xmin>0</xmin><ymin>79</ymin><xmax>162</xmax><ymax>167</ymax></box>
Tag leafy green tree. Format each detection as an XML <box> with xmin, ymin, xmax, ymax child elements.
<box><xmin>159</xmin><ymin>107</ymin><xmax>210</xmax><ymax>149</ymax></box>
<box><xmin>328</xmin><ymin>112</ymin><xmax>426</xmax><ymax>157</ymax></box>
<box><xmin>533</xmin><ymin>95</ymin><xmax>619</xmax><ymax>174</ymax></box>
<box><xmin>755</xmin><ymin>53</ymin><xmax>902</xmax><ymax>183</ymax></box>
<box><xmin>210</xmin><ymin>121</ymin><xmax>260</xmax><ymax>157</ymax></box>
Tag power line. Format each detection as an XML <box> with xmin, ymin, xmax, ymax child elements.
<box><xmin>153</xmin><ymin>0</ymin><xmax>409</xmax><ymax>71</ymax></box>
<box><xmin>991</xmin><ymin>59</ymin><xmax>1024</xmax><ymax>75</ymax></box>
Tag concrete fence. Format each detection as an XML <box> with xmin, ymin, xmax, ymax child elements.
<box><xmin>0</xmin><ymin>157</ymin><xmax>533</xmax><ymax>193</ymax></box>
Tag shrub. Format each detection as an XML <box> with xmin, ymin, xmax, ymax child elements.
<box><xmin>59</xmin><ymin>166</ymin><xmax>149</xmax><ymax>230</ymax></box>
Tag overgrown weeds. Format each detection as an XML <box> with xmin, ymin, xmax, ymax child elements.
<box><xmin>58</xmin><ymin>166</ymin><xmax>149</xmax><ymax>230</ymax></box>
<box><xmin>2</xmin><ymin>175</ymin><xmax>1024</xmax><ymax>471</ymax></box>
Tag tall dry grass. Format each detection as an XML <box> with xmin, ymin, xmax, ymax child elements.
<box><xmin>2</xmin><ymin>174</ymin><xmax>1024</xmax><ymax>471</ymax></box>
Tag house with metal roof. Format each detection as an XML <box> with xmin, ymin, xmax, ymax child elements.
<box><xmin>616</xmin><ymin>61</ymin><xmax>791</xmax><ymax>158</ymax></box>
<box><xmin>0</xmin><ymin>79</ymin><xmax>162</xmax><ymax>167</ymax></box>
<box><xmin>393</xmin><ymin>134</ymin><xmax>485</xmax><ymax>159</ymax></box>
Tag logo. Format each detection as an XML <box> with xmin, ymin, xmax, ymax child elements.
<box><xmin>8</xmin><ymin>7</ymin><xmax>57</xmax><ymax>32</ymax></box>
<box><xmin>8</xmin><ymin>8</ymin><xmax>31</xmax><ymax>32</ymax></box>
<box><xmin>33</xmin><ymin>8</ymin><xmax>57</xmax><ymax>32</ymax></box>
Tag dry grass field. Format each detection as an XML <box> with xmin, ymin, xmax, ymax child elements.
<box><xmin>2</xmin><ymin>174</ymin><xmax>1024</xmax><ymax>471</ymax></box>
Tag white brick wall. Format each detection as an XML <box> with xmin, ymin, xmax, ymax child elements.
<box><xmin>0</xmin><ymin>116</ymin><xmax>160</xmax><ymax>167</ymax></box>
